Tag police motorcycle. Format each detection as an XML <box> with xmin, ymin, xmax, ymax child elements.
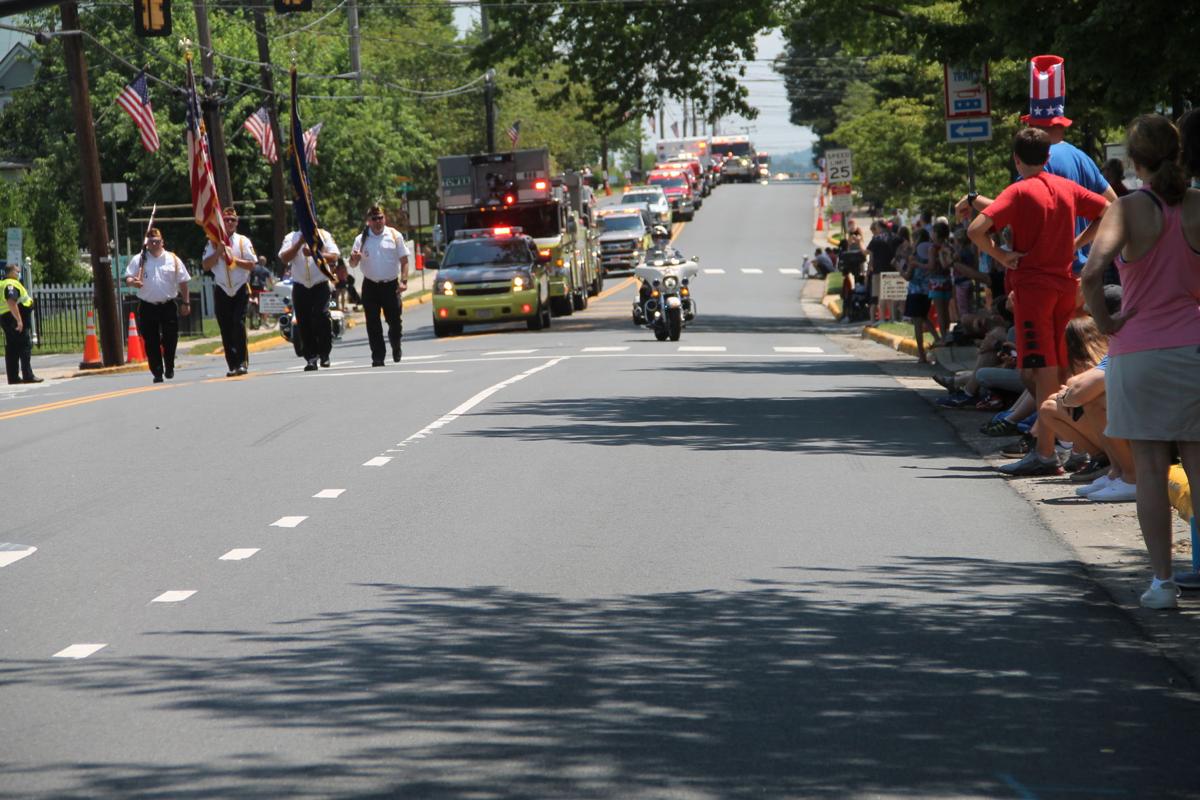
<box><xmin>277</xmin><ymin>286</ymin><xmax>346</xmax><ymax>357</ymax></box>
<box><xmin>632</xmin><ymin>226</ymin><xmax>699</xmax><ymax>341</ymax></box>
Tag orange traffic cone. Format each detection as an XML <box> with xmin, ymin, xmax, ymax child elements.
<box><xmin>79</xmin><ymin>308</ymin><xmax>102</xmax><ymax>369</ymax></box>
<box><xmin>816</xmin><ymin>214</ymin><xmax>824</xmax><ymax>232</ymax></box>
<box><xmin>126</xmin><ymin>312</ymin><xmax>147</xmax><ymax>363</ymax></box>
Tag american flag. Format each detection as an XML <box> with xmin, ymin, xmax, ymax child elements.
<box><xmin>185</xmin><ymin>58</ymin><xmax>231</xmax><ymax>251</ymax></box>
<box><xmin>506</xmin><ymin>120</ymin><xmax>520</xmax><ymax>147</ymax></box>
<box><xmin>115</xmin><ymin>70</ymin><xmax>160</xmax><ymax>153</ymax></box>
<box><xmin>1028</xmin><ymin>54</ymin><xmax>1066</xmax><ymax>121</ymax></box>
<box><xmin>670</xmin><ymin>120</ymin><xmax>679</xmax><ymax>137</ymax></box>
<box><xmin>304</xmin><ymin>122</ymin><xmax>322</xmax><ymax>165</ymax></box>
<box><xmin>243</xmin><ymin>106</ymin><xmax>277</xmax><ymax>163</ymax></box>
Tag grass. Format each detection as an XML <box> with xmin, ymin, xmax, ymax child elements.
<box><xmin>875</xmin><ymin>320</ymin><xmax>937</xmax><ymax>346</ymax></box>
<box><xmin>825</xmin><ymin>273</ymin><xmax>843</xmax><ymax>295</ymax></box>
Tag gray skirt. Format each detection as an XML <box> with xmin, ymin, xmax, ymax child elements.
<box><xmin>1106</xmin><ymin>344</ymin><xmax>1200</xmax><ymax>440</ymax></box>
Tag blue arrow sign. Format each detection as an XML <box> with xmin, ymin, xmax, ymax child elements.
<box><xmin>947</xmin><ymin>117</ymin><xmax>992</xmax><ymax>144</ymax></box>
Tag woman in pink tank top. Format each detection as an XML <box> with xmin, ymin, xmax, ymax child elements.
<box><xmin>1081</xmin><ymin>114</ymin><xmax>1200</xmax><ymax>610</ymax></box>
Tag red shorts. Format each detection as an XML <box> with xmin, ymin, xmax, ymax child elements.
<box><xmin>1011</xmin><ymin>283</ymin><xmax>1076</xmax><ymax>369</ymax></box>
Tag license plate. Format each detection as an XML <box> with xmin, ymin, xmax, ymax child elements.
<box><xmin>475</xmin><ymin>309</ymin><xmax>494</xmax><ymax>319</ymax></box>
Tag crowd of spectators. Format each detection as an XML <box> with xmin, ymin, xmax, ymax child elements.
<box><xmin>825</xmin><ymin>115</ymin><xmax>1200</xmax><ymax>610</ymax></box>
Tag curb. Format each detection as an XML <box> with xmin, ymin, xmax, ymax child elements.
<box><xmin>70</xmin><ymin>363</ymin><xmax>149</xmax><ymax>378</ymax></box>
<box><xmin>821</xmin><ymin>294</ymin><xmax>843</xmax><ymax>319</ymax></box>
<box><xmin>862</xmin><ymin>325</ymin><xmax>921</xmax><ymax>358</ymax></box>
<box><xmin>402</xmin><ymin>290</ymin><xmax>432</xmax><ymax>310</ymax></box>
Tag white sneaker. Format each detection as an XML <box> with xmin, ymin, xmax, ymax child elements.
<box><xmin>1088</xmin><ymin>477</ymin><xmax>1137</xmax><ymax>503</ymax></box>
<box><xmin>1075</xmin><ymin>474</ymin><xmax>1112</xmax><ymax>497</ymax></box>
<box><xmin>1140</xmin><ymin>580</ymin><xmax>1180</xmax><ymax>609</ymax></box>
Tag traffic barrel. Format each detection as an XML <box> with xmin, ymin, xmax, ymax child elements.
<box><xmin>126</xmin><ymin>312</ymin><xmax>147</xmax><ymax>363</ymax></box>
<box><xmin>79</xmin><ymin>308</ymin><xmax>102</xmax><ymax>369</ymax></box>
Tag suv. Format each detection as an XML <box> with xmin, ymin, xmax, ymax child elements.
<box><xmin>620</xmin><ymin>185</ymin><xmax>671</xmax><ymax>225</ymax></box>
<box><xmin>595</xmin><ymin>208</ymin><xmax>650</xmax><ymax>274</ymax></box>
<box><xmin>431</xmin><ymin>227</ymin><xmax>551</xmax><ymax>336</ymax></box>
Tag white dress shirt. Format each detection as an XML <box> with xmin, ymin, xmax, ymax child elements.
<box><xmin>352</xmin><ymin>226</ymin><xmax>409</xmax><ymax>282</ymax></box>
<box><xmin>278</xmin><ymin>229</ymin><xmax>340</xmax><ymax>288</ymax></box>
<box><xmin>126</xmin><ymin>250</ymin><xmax>190</xmax><ymax>303</ymax></box>
<box><xmin>203</xmin><ymin>232</ymin><xmax>257</xmax><ymax>296</ymax></box>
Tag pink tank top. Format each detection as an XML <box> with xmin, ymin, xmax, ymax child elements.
<box><xmin>1110</xmin><ymin>189</ymin><xmax>1200</xmax><ymax>356</ymax></box>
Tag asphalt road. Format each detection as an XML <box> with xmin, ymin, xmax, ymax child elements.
<box><xmin>2</xmin><ymin>181</ymin><xmax>1198</xmax><ymax>799</ymax></box>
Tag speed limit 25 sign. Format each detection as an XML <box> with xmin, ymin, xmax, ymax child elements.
<box><xmin>825</xmin><ymin>149</ymin><xmax>853</xmax><ymax>184</ymax></box>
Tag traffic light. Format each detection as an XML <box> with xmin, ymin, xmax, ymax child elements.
<box><xmin>133</xmin><ymin>0</ymin><xmax>171</xmax><ymax>37</ymax></box>
<box><xmin>274</xmin><ymin>0</ymin><xmax>313</xmax><ymax>12</ymax></box>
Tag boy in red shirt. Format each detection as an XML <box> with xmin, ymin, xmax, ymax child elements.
<box><xmin>967</xmin><ymin>127</ymin><xmax>1109</xmax><ymax>475</ymax></box>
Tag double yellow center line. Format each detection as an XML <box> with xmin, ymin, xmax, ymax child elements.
<box><xmin>0</xmin><ymin>384</ymin><xmax>171</xmax><ymax>421</ymax></box>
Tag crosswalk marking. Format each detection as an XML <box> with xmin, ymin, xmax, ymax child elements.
<box><xmin>740</xmin><ymin>268</ymin><xmax>763</xmax><ymax>274</ymax></box>
<box><xmin>363</xmin><ymin>456</ymin><xmax>392</xmax><ymax>467</ymax></box>
<box><xmin>582</xmin><ymin>346</ymin><xmax>629</xmax><ymax>352</ymax></box>
<box><xmin>270</xmin><ymin>516</ymin><xmax>308</xmax><ymax>528</ymax></box>
<box><xmin>313</xmin><ymin>489</ymin><xmax>345</xmax><ymax>499</ymax></box>
<box><xmin>53</xmin><ymin>644</ymin><xmax>106</xmax><ymax>659</ymax></box>
<box><xmin>220</xmin><ymin>548</ymin><xmax>260</xmax><ymax>561</ymax></box>
<box><xmin>0</xmin><ymin>543</ymin><xmax>36</xmax><ymax>568</ymax></box>
<box><xmin>779</xmin><ymin>268</ymin><xmax>801</xmax><ymax>274</ymax></box>
<box><xmin>774</xmin><ymin>346</ymin><xmax>825</xmax><ymax>354</ymax></box>
<box><xmin>679</xmin><ymin>346</ymin><xmax>727</xmax><ymax>353</ymax></box>
<box><xmin>151</xmin><ymin>590</ymin><xmax>196</xmax><ymax>603</ymax></box>
<box><xmin>703</xmin><ymin>268</ymin><xmax>725</xmax><ymax>274</ymax></box>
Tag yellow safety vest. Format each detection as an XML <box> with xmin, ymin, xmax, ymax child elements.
<box><xmin>0</xmin><ymin>277</ymin><xmax>32</xmax><ymax>315</ymax></box>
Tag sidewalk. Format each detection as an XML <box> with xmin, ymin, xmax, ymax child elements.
<box><xmin>28</xmin><ymin>277</ymin><xmax>435</xmax><ymax>381</ymax></box>
<box><xmin>801</xmin><ymin>278</ymin><xmax>1200</xmax><ymax>687</ymax></box>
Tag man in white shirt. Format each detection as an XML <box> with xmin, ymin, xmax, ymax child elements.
<box><xmin>349</xmin><ymin>205</ymin><xmax>409</xmax><ymax>366</ymax></box>
<box><xmin>278</xmin><ymin>225</ymin><xmax>340</xmax><ymax>371</ymax></box>
<box><xmin>202</xmin><ymin>207</ymin><xmax>258</xmax><ymax>376</ymax></box>
<box><xmin>124</xmin><ymin>228</ymin><xmax>191</xmax><ymax>383</ymax></box>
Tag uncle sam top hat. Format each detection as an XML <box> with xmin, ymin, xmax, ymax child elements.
<box><xmin>1021</xmin><ymin>54</ymin><xmax>1073</xmax><ymax>127</ymax></box>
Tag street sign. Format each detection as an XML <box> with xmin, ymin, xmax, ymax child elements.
<box><xmin>6</xmin><ymin>228</ymin><xmax>22</xmax><ymax>268</ymax></box>
<box><xmin>101</xmin><ymin>182</ymin><xmax>128</xmax><ymax>204</ymax></box>
<box><xmin>943</xmin><ymin>65</ymin><xmax>990</xmax><ymax>119</ymax></box>
<box><xmin>946</xmin><ymin>117</ymin><xmax>993</xmax><ymax>144</ymax></box>
<box><xmin>878</xmin><ymin>273</ymin><xmax>908</xmax><ymax>302</ymax></box>
<box><xmin>825</xmin><ymin>149</ymin><xmax>852</xmax><ymax>183</ymax></box>
<box><xmin>829</xmin><ymin>183</ymin><xmax>853</xmax><ymax>213</ymax></box>
<box><xmin>405</xmin><ymin>199</ymin><xmax>430</xmax><ymax>228</ymax></box>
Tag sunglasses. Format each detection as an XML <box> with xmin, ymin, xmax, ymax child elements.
<box><xmin>147</xmin><ymin>238</ymin><xmax>163</xmax><ymax>244</ymax></box>
<box><xmin>369</xmin><ymin>215</ymin><xmax>384</xmax><ymax>221</ymax></box>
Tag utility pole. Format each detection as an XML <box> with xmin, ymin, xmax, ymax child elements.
<box><xmin>346</xmin><ymin>0</ymin><xmax>361</xmax><ymax>90</ymax></box>
<box><xmin>658</xmin><ymin>104</ymin><xmax>664</xmax><ymax>141</ymax></box>
<box><xmin>681</xmin><ymin>94</ymin><xmax>688</xmax><ymax>137</ymax></box>
<box><xmin>60</xmin><ymin>1</ymin><xmax>122</xmax><ymax>366</ymax></box>
<box><xmin>193</xmin><ymin>0</ymin><xmax>232</xmax><ymax>207</ymax></box>
<box><xmin>480</xmin><ymin>6</ymin><xmax>495</xmax><ymax>151</ymax></box>
<box><xmin>252</xmin><ymin>3</ymin><xmax>288</xmax><ymax>249</ymax></box>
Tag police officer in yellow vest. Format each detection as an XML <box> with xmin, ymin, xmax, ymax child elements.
<box><xmin>1</xmin><ymin>261</ymin><xmax>40</xmax><ymax>385</ymax></box>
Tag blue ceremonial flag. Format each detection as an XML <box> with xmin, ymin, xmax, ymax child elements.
<box><xmin>287</xmin><ymin>68</ymin><xmax>327</xmax><ymax>265</ymax></box>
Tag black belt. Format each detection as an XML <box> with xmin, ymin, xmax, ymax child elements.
<box><xmin>140</xmin><ymin>299</ymin><xmax>178</xmax><ymax>306</ymax></box>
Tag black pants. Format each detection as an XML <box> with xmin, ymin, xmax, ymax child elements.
<box><xmin>2</xmin><ymin>305</ymin><xmax>34</xmax><ymax>383</ymax></box>
<box><xmin>362</xmin><ymin>278</ymin><xmax>402</xmax><ymax>363</ymax></box>
<box><xmin>138</xmin><ymin>299</ymin><xmax>178</xmax><ymax>378</ymax></box>
<box><xmin>214</xmin><ymin>284</ymin><xmax>249</xmax><ymax>371</ymax></box>
<box><xmin>292</xmin><ymin>282</ymin><xmax>331</xmax><ymax>361</ymax></box>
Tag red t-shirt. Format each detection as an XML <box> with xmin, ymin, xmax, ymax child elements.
<box><xmin>985</xmin><ymin>171</ymin><xmax>1108</xmax><ymax>288</ymax></box>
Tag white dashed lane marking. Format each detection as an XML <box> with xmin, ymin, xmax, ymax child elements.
<box><xmin>740</xmin><ymin>268</ymin><xmax>763</xmax><ymax>274</ymax></box>
<box><xmin>53</xmin><ymin>644</ymin><xmax>106</xmax><ymax>659</ymax></box>
<box><xmin>779</xmin><ymin>268</ymin><xmax>801</xmax><ymax>274</ymax></box>
<box><xmin>485</xmin><ymin>349</ymin><xmax>538</xmax><ymax>355</ymax></box>
<box><xmin>151</xmin><ymin>590</ymin><xmax>196</xmax><ymax>603</ymax></box>
<box><xmin>220</xmin><ymin>548</ymin><xmax>260</xmax><ymax>561</ymax></box>
<box><xmin>270</xmin><ymin>516</ymin><xmax>308</xmax><ymax>528</ymax></box>
<box><xmin>401</xmin><ymin>354</ymin><xmax>442</xmax><ymax>360</ymax></box>
<box><xmin>0</xmin><ymin>543</ymin><xmax>36</xmax><ymax>568</ymax></box>
<box><xmin>582</xmin><ymin>347</ymin><xmax>629</xmax><ymax>352</ymax></box>
<box><xmin>313</xmin><ymin>489</ymin><xmax>345</xmax><ymax>499</ymax></box>
<box><xmin>703</xmin><ymin>268</ymin><xmax>725</xmax><ymax>274</ymax></box>
<box><xmin>363</xmin><ymin>456</ymin><xmax>392</xmax><ymax>467</ymax></box>
<box><xmin>678</xmin><ymin>346</ymin><xmax>727</xmax><ymax>353</ymax></box>
<box><xmin>774</xmin><ymin>346</ymin><xmax>825</xmax><ymax>354</ymax></box>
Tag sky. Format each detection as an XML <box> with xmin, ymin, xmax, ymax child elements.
<box><xmin>453</xmin><ymin>9</ymin><xmax>816</xmax><ymax>157</ymax></box>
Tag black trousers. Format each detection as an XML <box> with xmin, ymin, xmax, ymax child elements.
<box><xmin>214</xmin><ymin>284</ymin><xmax>249</xmax><ymax>371</ymax></box>
<box><xmin>361</xmin><ymin>278</ymin><xmax>402</xmax><ymax>363</ymax></box>
<box><xmin>138</xmin><ymin>299</ymin><xmax>178</xmax><ymax>378</ymax></box>
<box><xmin>2</xmin><ymin>304</ymin><xmax>34</xmax><ymax>383</ymax></box>
<box><xmin>292</xmin><ymin>281</ymin><xmax>331</xmax><ymax>361</ymax></box>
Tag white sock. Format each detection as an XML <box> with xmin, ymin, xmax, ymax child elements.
<box><xmin>1058</xmin><ymin>440</ymin><xmax>1074</xmax><ymax>451</ymax></box>
<box><xmin>1151</xmin><ymin>575</ymin><xmax>1176</xmax><ymax>589</ymax></box>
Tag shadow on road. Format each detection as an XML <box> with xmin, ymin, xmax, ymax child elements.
<box><xmin>2</xmin><ymin>558</ymin><xmax>1194</xmax><ymax>797</ymax></box>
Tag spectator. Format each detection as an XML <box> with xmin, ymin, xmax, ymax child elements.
<box><xmin>928</xmin><ymin>220</ymin><xmax>954</xmax><ymax>335</ymax></box>
<box><xmin>886</xmin><ymin>226</ymin><xmax>912</xmax><ymax>321</ymax></box>
<box><xmin>812</xmin><ymin>247</ymin><xmax>834</xmax><ymax>278</ymax></box>
<box><xmin>1081</xmin><ymin>113</ymin><xmax>1200</xmax><ymax>609</ymax></box>
<box><xmin>866</xmin><ymin>219</ymin><xmax>897</xmax><ymax>320</ymax></box>
<box><xmin>949</xmin><ymin>227</ymin><xmax>985</xmax><ymax>322</ymax></box>
<box><xmin>1102</xmin><ymin>159</ymin><xmax>1130</xmax><ymax>198</ymax></box>
<box><xmin>900</xmin><ymin>227</ymin><xmax>939</xmax><ymax>363</ymax></box>
<box><xmin>968</xmin><ymin>127</ymin><xmax>1110</xmax><ymax>476</ymax></box>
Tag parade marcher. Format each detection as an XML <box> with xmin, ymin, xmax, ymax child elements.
<box><xmin>350</xmin><ymin>205</ymin><xmax>409</xmax><ymax>366</ymax></box>
<box><xmin>279</xmin><ymin>224</ymin><xmax>339</xmax><ymax>371</ymax></box>
<box><xmin>124</xmin><ymin>228</ymin><xmax>190</xmax><ymax>383</ymax></box>
<box><xmin>1</xmin><ymin>261</ymin><xmax>40</xmax><ymax>384</ymax></box>
<box><xmin>202</xmin><ymin>207</ymin><xmax>257</xmax><ymax>377</ymax></box>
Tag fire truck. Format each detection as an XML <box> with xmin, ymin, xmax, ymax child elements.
<box><xmin>435</xmin><ymin>149</ymin><xmax>599</xmax><ymax>317</ymax></box>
